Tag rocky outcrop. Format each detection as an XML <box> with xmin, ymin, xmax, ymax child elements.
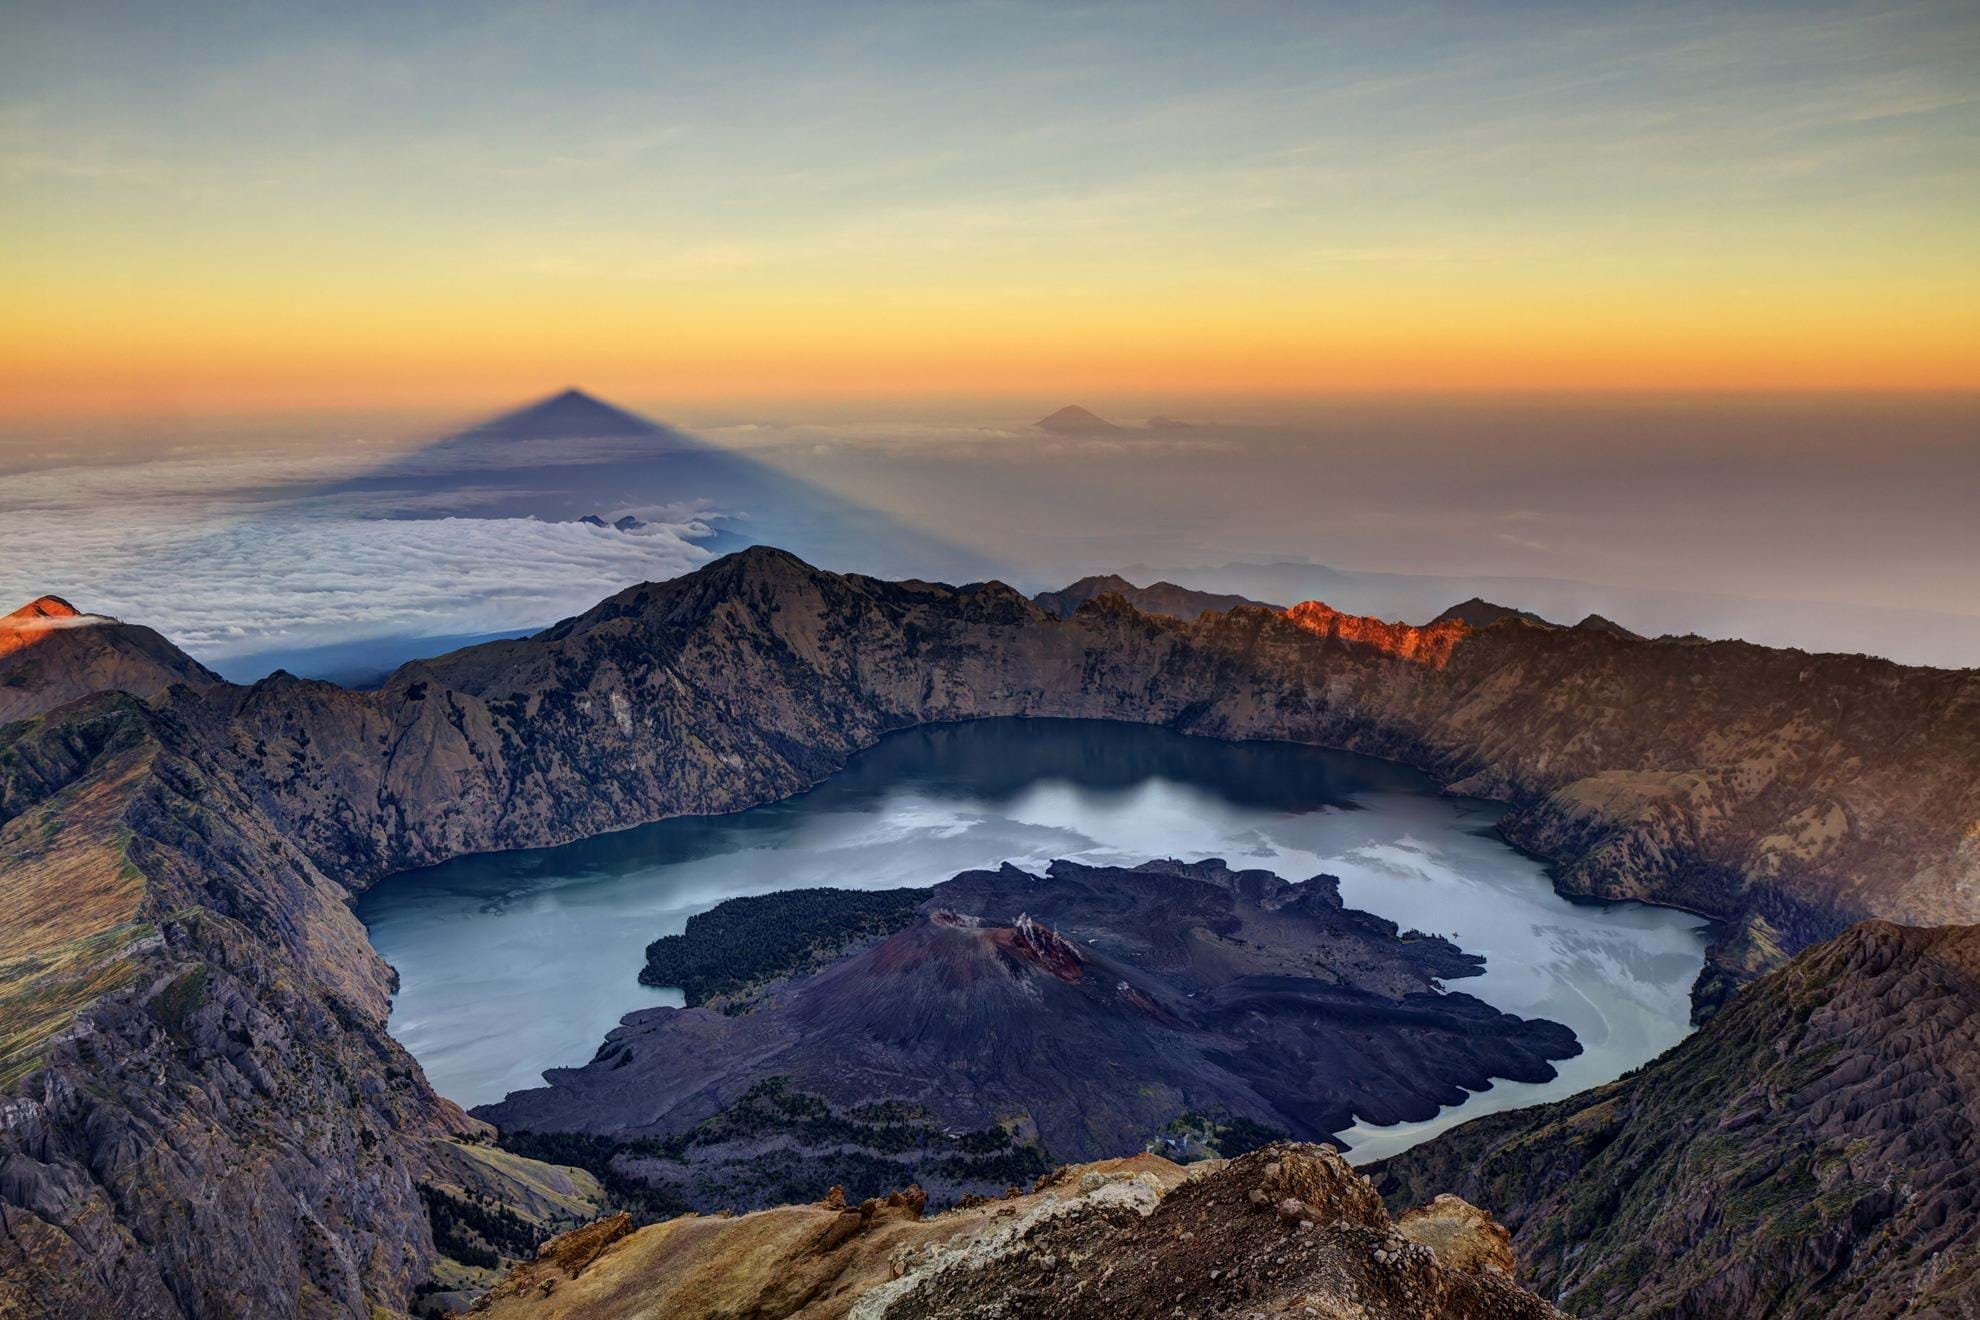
<box><xmin>1398</xmin><ymin>1194</ymin><xmax>1520</xmax><ymax>1278</ymax></box>
<box><xmin>478</xmin><ymin>860</ymin><xmax>1578</xmax><ymax>1201</ymax></box>
<box><xmin>470</xmin><ymin>1145</ymin><xmax>1560</xmax><ymax>1319</ymax></box>
<box><xmin>1374</xmin><ymin>920</ymin><xmax>1980</xmax><ymax>1317</ymax></box>
<box><xmin>1</xmin><ymin>597</ymin><xmax>217</xmax><ymax>723</ymax></box>
<box><xmin>1283</xmin><ymin>598</ymin><xmax>1473</xmax><ymax>667</ymax></box>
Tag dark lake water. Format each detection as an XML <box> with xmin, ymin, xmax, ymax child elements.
<box><xmin>357</xmin><ymin>718</ymin><xmax>1708</xmax><ymax>1159</ymax></box>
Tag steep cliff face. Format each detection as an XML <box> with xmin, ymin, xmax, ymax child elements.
<box><xmin>1283</xmin><ymin>598</ymin><xmax>1473</xmax><ymax>667</ymax></box>
<box><xmin>190</xmin><ymin>548</ymin><xmax>1980</xmax><ymax>1012</ymax></box>
<box><xmin>0</xmin><ymin>695</ymin><xmax>594</xmax><ymax>1318</ymax></box>
<box><xmin>471</xmin><ymin>1144</ymin><xmax>1562</xmax><ymax>1320</ymax></box>
<box><xmin>1374</xmin><ymin>921</ymin><xmax>1980</xmax><ymax>1317</ymax></box>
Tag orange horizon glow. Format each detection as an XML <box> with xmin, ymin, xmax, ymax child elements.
<box><xmin>7</xmin><ymin>2</ymin><xmax>1978</xmax><ymax>419</ymax></box>
<box><xmin>7</xmin><ymin>300</ymin><xmax>1977</xmax><ymax>418</ymax></box>
<box><xmin>7</xmin><ymin>250</ymin><xmax>1976</xmax><ymax>415</ymax></box>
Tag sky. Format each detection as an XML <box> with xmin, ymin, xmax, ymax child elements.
<box><xmin>4</xmin><ymin>0</ymin><xmax>1979</xmax><ymax>413</ymax></box>
<box><xmin>1</xmin><ymin>2</ymin><xmax>1975</xmax><ymax>667</ymax></box>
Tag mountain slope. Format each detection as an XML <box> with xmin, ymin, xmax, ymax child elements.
<box><xmin>1375</xmin><ymin>920</ymin><xmax>1980</xmax><ymax>1317</ymax></box>
<box><xmin>472</xmin><ymin>1145</ymin><xmax>1562</xmax><ymax>1320</ymax></box>
<box><xmin>1428</xmin><ymin>597</ymin><xmax>1555</xmax><ymax>629</ymax></box>
<box><xmin>0</xmin><ymin>694</ymin><xmax>451</xmax><ymax>1314</ymax></box>
<box><xmin>0</xmin><ymin>596</ymin><xmax>218</xmax><ymax>723</ymax></box>
<box><xmin>1573</xmin><ymin>612</ymin><xmax>1641</xmax><ymax>639</ymax></box>
<box><xmin>477</xmin><ymin>860</ymin><xmax>1578</xmax><ymax>1196</ymax></box>
<box><xmin>0</xmin><ymin>705</ymin><xmax>597</xmax><ymax>1316</ymax></box>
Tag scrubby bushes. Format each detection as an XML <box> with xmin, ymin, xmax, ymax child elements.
<box><xmin>640</xmin><ymin>886</ymin><xmax>932</xmax><ymax>1005</ymax></box>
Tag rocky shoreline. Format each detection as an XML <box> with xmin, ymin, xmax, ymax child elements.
<box><xmin>476</xmin><ymin>860</ymin><xmax>1579</xmax><ymax>1211</ymax></box>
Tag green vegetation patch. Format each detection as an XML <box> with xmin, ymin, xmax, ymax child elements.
<box><xmin>1162</xmin><ymin>1108</ymin><xmax>1289</xmax><ymax>1158</ymax></box>
<box><xmin>417</xmin><ymin>1184</ymin><xmax>540</xmax><ymax>1271</ymax></box>
<box><xmin>499</xmin><ymin>1077</ymin><xmax>1053</xmax><ymax>1218</ymax></box>
<box><xmin>640</xmin><ymin>886</ymin><xmax>932</xmax><ymax>1008</ymax></box>
<box><xmin>488</xmin><ymin>1130</ymin><xmax>690</xmax><ymax>1223</ymax></box>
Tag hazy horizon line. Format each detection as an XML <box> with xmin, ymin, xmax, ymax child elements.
<box><xmin>5</xmin><ymin>384</ymin><xmax>1980</xmax><ymax>429</ymax></box>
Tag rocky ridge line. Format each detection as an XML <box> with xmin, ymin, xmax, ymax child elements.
<box><xmin>185</xmin><ymin>547</ymin><xmax>1980</xmax><ymax>1015</ymax></box>
<box><xmin>1374</xmin><ymin>920</ymin><xmax>1980</xmax><ymax>1317</ymax></box>
<box><xmin>468</xmin><ymin>1143</ymin><xmax>1561</xmax><ymax>1319</ymax></box>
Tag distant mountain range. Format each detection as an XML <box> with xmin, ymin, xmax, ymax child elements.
<box><xmin>1033</xmin><ymin>403</ymin><xmax>1199</xmax><ymax>434</ymax></box>
<box><xmin>1128</xmin><ymin>557</ymin><xmax>1980</xmax><ymax>666</ymax></box>
<box><xmin>200</xmin><ymin>392</ymin><xmax>1976</xmax><ymax>684</ymax></box>
<box><xmin>1032</xmin><ymin>573</ymin><xmax>1275</xmax><ymax>620</ymax></box>
<box><xmin>210</xmin><ymin>388</ymin><xmax>999</xmax><ymax>682</ymax></box>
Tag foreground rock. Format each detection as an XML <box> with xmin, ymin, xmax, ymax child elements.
<box><xmin>480</xmin><ymin>860</ymin><xmax>1577</xmax><ymax>1210</ymax></box>
<box><xmin>1376</xmin><ymin>920</ymin><xmax>1980</xmax><ymax>1317</ymax></box>
<box><xmin>469</xmin><ymin>1144</ymin><xmax>1560</xmax><ymax>1319</ymax></box>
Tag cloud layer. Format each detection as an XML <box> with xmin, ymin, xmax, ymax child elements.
<box><xmin>0</xmin><ymin>446</ymin><xmax>714</xmax><ymax>658</ymax></box>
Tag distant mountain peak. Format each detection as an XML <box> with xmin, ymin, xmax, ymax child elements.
<box><xmin>464</xmin><ymin>388</ymin><xmax>667</xmax><ymax>441</ymax></box>
<box><xmin>1032</xmin><ymin>574</ymin><xmax>1275</xmax><ymax>621</ymax></box>
<box><xmin>1575</xmin><ymin>612</ymin><xmax>1642</xmax><ymax>639</ymax></box>
<box><xmin>1428</xmin><ymin>598</ymin><xmax>1554</xmax><ymax>630</ymax></box>
<box><xmin>1035</xmin><ymin>404</ymin><xmax>1122</xmax><ymax>434</ymax></box>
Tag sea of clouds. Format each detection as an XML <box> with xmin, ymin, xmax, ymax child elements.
<box><xmin>0</xmin><ymin>446</ymin><xmax>716</xmax><ymax>659</ymax></box>
<box><xmin>4</xmin><ymin>398</ymin><xmax>1976</xmax><ymax>671</ymax></box>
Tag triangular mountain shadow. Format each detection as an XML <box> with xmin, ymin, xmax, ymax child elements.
<box><xmin>312</xmin><ymin>389</ymin><xmax>996</xmax><ymax>583</ymax></box>
<box><xmin>456</xmin><ymin>387</ymin><xmax>666</xmax><ymax>440</ymax></box>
